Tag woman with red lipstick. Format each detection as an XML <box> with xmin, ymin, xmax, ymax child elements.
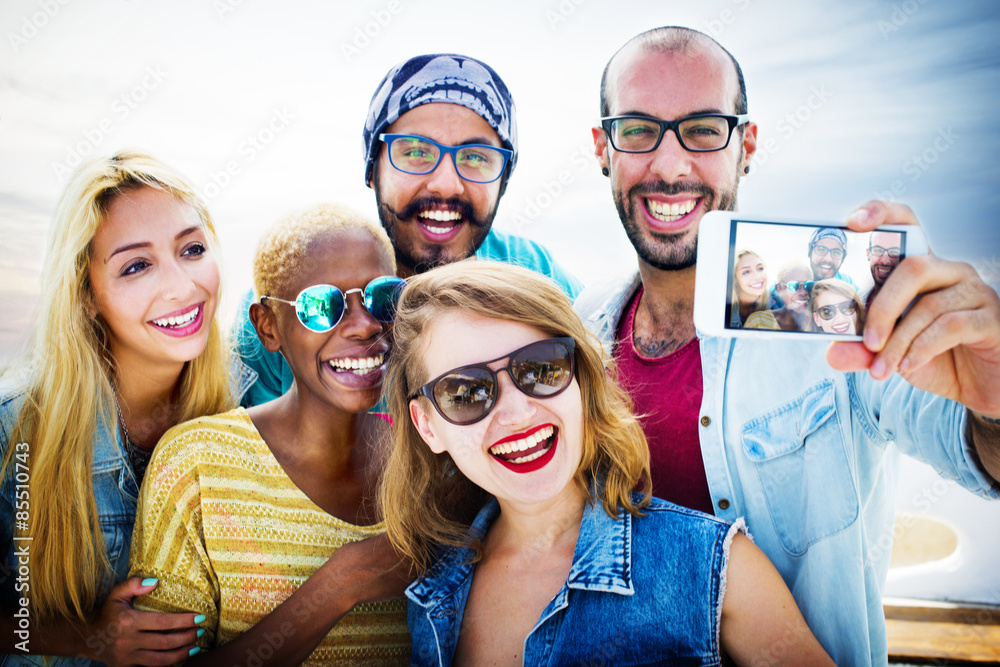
<box><xmin>727</xmin><ymin>249</ymin><xmax>770</xmax><ymax>328</ymax></box>
<box><xmin>810</xmin><ymin>279</ymin><xmax>866</xmax><ymax>335</ymax></box>
<box><xmin>380</xmin><ymin>261</ymin><xmax>834</xmax><ymax>666</ymax></box>
<box><xmin>130</xmin><ymin>204</ymin><xmax>411</xmax><ymax>664</ymax></box>
<box><xmin>0</xmin><ymin>151</ymin><xmax>244</xmax><ymax>666</ymax></box>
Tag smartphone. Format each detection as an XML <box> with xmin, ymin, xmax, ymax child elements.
<box><xmin>693</xmin><ymin>212</ymin><xmax>929</xmax><ymax>341</ymax></box>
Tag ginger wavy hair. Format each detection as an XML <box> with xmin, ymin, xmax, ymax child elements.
<box><xmin>808</xmin><ymin>278</ymin><xmax>867</xmax><ymax>334</ymax></box>
<box><xmin>1</xmin><ymin>150</ymin><xmax>233</xmax><ymax>622</ymax></box>
<box><xmin>379</xmin><ymin>261</ymin><xmax>651</xmax><ymax>575</ymax></box>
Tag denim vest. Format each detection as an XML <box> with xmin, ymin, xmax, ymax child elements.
<box><xmin>407</xmin><ymin>497</ymin><xmax>740</xmax><ymax>666</ymax></box>
<box><xmin>574</xmin><ymin>271</ymin><xmax>999</xmax><ymax>667</ymax></box>
<box><xmin>0</xmin><ymin>360</ymin><xmax>256</xmax><ymax>666</ymax></box>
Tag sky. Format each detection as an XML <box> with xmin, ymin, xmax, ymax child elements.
<box><xmin>1</xmin><ymin>0</ymin><xmax>999</xmax><ymax>603</ymax></box>
<box><xmin>2</xmin><ymin>0</ymin><xmax>1000</xmax><ymax>361</ymax></box>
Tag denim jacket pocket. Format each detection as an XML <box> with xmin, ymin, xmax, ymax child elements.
<box><xmin>741</xmin><ymin>379</ymin><xmax>859</xmax><ymax>556</ymax></box>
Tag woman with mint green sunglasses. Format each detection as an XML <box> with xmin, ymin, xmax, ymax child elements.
<box><xmin>130</xmin><ymin>203</ymin><xmax>411</xmax><ymax>665</ymax></box>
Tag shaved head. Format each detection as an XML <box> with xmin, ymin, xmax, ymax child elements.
<box><xmin>600</xmin><ymin>26</ymin><xmax>748</xmax><ymax>118</ymax></box>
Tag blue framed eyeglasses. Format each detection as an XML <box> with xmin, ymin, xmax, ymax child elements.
<box><xmin>379</xmin><ymin>133</ymin><xmax>513</xmax><ymax>183</ymax></box>
<box><xmin>810</xmin><ymin>245</ymin><xmax>846</xmax><ymax>262</ymax></box>
<box><xmin>260</xmin><ymin>276</ymin><xmax>406</xmax><ymax>333</ymax></box>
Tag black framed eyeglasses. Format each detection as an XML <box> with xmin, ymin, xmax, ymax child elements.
<box><xmin>379</xmin><ymin>133</ymin><xmax>513</xmax><ymax>183</ymax></box>
<box><xmin>600</xmin><ymin>113</ymin><xmax>751</xmax><ymax>153</ymax></box>
<box><xmin>412</xmin><ymin>337</ymin><xmax>576</xmax><ymax>426</ymax></box>
<box><xmin>869</xmin><ymin>245</ymin><xmax>901</xmax><ymax>259</ymax></box>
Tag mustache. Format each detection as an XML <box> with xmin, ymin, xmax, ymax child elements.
<box><xmin>390</xmin><ymin>197</ymin><xmax>488</xmax><ymax>228</ymax></box>
<box><xmin>629</xmin><ymin>180</ymin><xmax>714</xmax><ymax>200</ymax></box>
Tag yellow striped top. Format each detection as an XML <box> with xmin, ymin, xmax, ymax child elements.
<box><xmin>128</xmin><ymin>407</ymin><xmax>409</xmax><ymax>665</ymax></box>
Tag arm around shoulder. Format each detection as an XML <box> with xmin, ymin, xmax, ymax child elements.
<box><xmin>128</xmin><ymin>428</ymin><xmax>219</xmax><ymax>638</ymax></box>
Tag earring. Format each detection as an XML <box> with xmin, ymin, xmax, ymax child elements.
<box><xmin>601</xmin><ymin>167</ymin><xmax>610</xmax><ymax>177</ymax></box>
<box><xmin>743</xmin><ymin>165</ymin><xmax>750</xmax><ymax>175</ymax></box>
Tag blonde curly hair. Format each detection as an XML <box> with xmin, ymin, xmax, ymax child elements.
<box><xmin>252</xmin><ymin>203</ymin><xmax>394</xmax><ymax>302</ymax></box>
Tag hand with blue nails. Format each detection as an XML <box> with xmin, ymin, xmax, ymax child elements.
<box><xmin>85</xmin><ymin>576</ymin><xmax>206</xmax><ymax>666</ymax></box>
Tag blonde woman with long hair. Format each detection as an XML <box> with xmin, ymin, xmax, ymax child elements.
<box><xmin>728</xmin><ymin>249</ymin><xmax>770</xmax><ymax>328</ymax></box>
<box><xmin>130</xmin><ymin>203</ymin><xmax>411</xmax><ymax>665</ymax></box>
<box><xmin>0</xmin><ymin>151</ymin><xmax>252</xmax><ymax>665</ymax></box>
<box><xmin>380</xmin><ymin>261</ymin><xmax>834</xmax><ymax>666</ymax></box>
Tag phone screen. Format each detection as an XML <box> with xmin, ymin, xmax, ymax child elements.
<box><xmin>724</xmin><ymin>219</ymin><xmax>907</xmax><ymax>336</ymax></box>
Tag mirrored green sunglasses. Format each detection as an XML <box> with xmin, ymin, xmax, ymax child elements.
<box><xmin>260</xmin><ymin>276</ymin><xmax>406</xmax><ymax>332</ymax></box>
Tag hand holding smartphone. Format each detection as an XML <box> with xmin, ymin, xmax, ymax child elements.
<box><xmin>694</xmin><ymin>212</ymin><xmax>929</xmax><ymax>341</ymax></box>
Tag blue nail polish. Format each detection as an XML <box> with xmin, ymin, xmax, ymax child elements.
<box><xmin>189</xmin><ymin>647</ymin><xmax>201</xmax><ymax>657</ymax></box>
<box><xmin>197</xmin><ymin>628</ymin><xmax>206</xmax><ymax>638</ymax></box>
<box><xmin>141</xmin><ymin>577</ymin><xmax>158</xmax><ymax>587</ymax></box>
<box><xmin>194</xmin><ymin>614</ymin><xmax>207</xmax><ymax>624</ymax></box>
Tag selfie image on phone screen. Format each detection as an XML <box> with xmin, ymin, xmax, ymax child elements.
<box><xmin>724</xmin><ymin>220</ymin><xmax>906</xmax><ymax>337</ymax></box>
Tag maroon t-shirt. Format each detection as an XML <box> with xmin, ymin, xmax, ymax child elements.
<box><xmin>614</xmin><ymin>286</ymin><xmax>714</xmax><ymax>514</ymax></box>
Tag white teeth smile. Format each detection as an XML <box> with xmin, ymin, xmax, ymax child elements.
<box><xmin>422</xmin><ymin>224</ymin><xmax>453</xmax><ymax>234</ymax></box>
<box><xmin>327</xmin><ymin>353</ymin><xmax>385</xmax><ymax>376</ymax></box>
<box><xmin>646</xmin><ymin>198</ymin><xmax>696</xmax><ymax>222</ymax></box>
<box><xmin>419</xmin><ymin>209</ymin><xmax>462</xmax><ymax>227</ymax></box>
<box><xmin>510</xmin><ymin>449</ymin><xmax>548</xmax><ymax>464</ymax></box>
<box><xmin>152</xmin><ymin>307</ymin><xmax>199</xmax><ymax>328</ymax></box>
<box><xmin>489</xmin><ymin>425</ymin><xmax>555</xmax><ymax>462</ymax></box>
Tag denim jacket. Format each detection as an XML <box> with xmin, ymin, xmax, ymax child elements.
<box><xmin>0</xmin><ymin>360</ymin><xmax>256</xmax><ymax>666</ymax></box>
<box><xmin>407</xmin><ymin>496</ymin><xmax>741</xmax><ymax>666</ymax></box>
<box><xmin>574</xmin><ymin>271</ymin><xmax>1000</xmax><ymax>667</ymax></box>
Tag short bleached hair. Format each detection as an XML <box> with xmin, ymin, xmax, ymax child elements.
<box><xmin>252</xmin><ymin>203</ymin><xmax>394</xmax><ymax>301</ymax></box>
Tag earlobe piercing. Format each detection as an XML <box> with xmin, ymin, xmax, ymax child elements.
<box><xmin>602</xmin><ymin>167</ymin><xmax>610</xmax><ymax>177</ymax></box>
<box><xmin>744</xmin><ymin>165</ymin><xmax>750</xmax><ymax>175</ymax></box>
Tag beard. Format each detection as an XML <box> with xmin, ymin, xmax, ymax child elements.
<box><xmin>613</xmin><ymin>167</ymin><xmax>740</xmax><ymax>272</ymax></box>
<box><xmin>373</xmin><ymin>169</ymin><xmax>497</xmax><ymax>274</ymax></box>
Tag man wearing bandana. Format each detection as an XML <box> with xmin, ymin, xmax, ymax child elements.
<box><xmin>235</xmin><ymin>54</ymin><xmax>581</xmax><ymax>406</ymax></box>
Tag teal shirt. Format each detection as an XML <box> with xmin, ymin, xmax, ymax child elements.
<box><xmin>233</xmin><ymin>228</ymin><xmax>583</xmax><ymax>407</ymax></box>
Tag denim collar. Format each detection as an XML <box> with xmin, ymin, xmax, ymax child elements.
<box><xmin>407</xmin><ymin>495</ymin><xmax>636</xmax><ymax>610</ymax></box>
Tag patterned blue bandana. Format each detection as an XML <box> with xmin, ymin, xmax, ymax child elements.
<box><xmin>810</xmin><ymin>226</ymin><xmax>848</xmax><ymax>249</ymax></box>
<box><xmin>362</xmin><ymin>53</ymin><xmax>518</xmax><ymax>188</ymax></box>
